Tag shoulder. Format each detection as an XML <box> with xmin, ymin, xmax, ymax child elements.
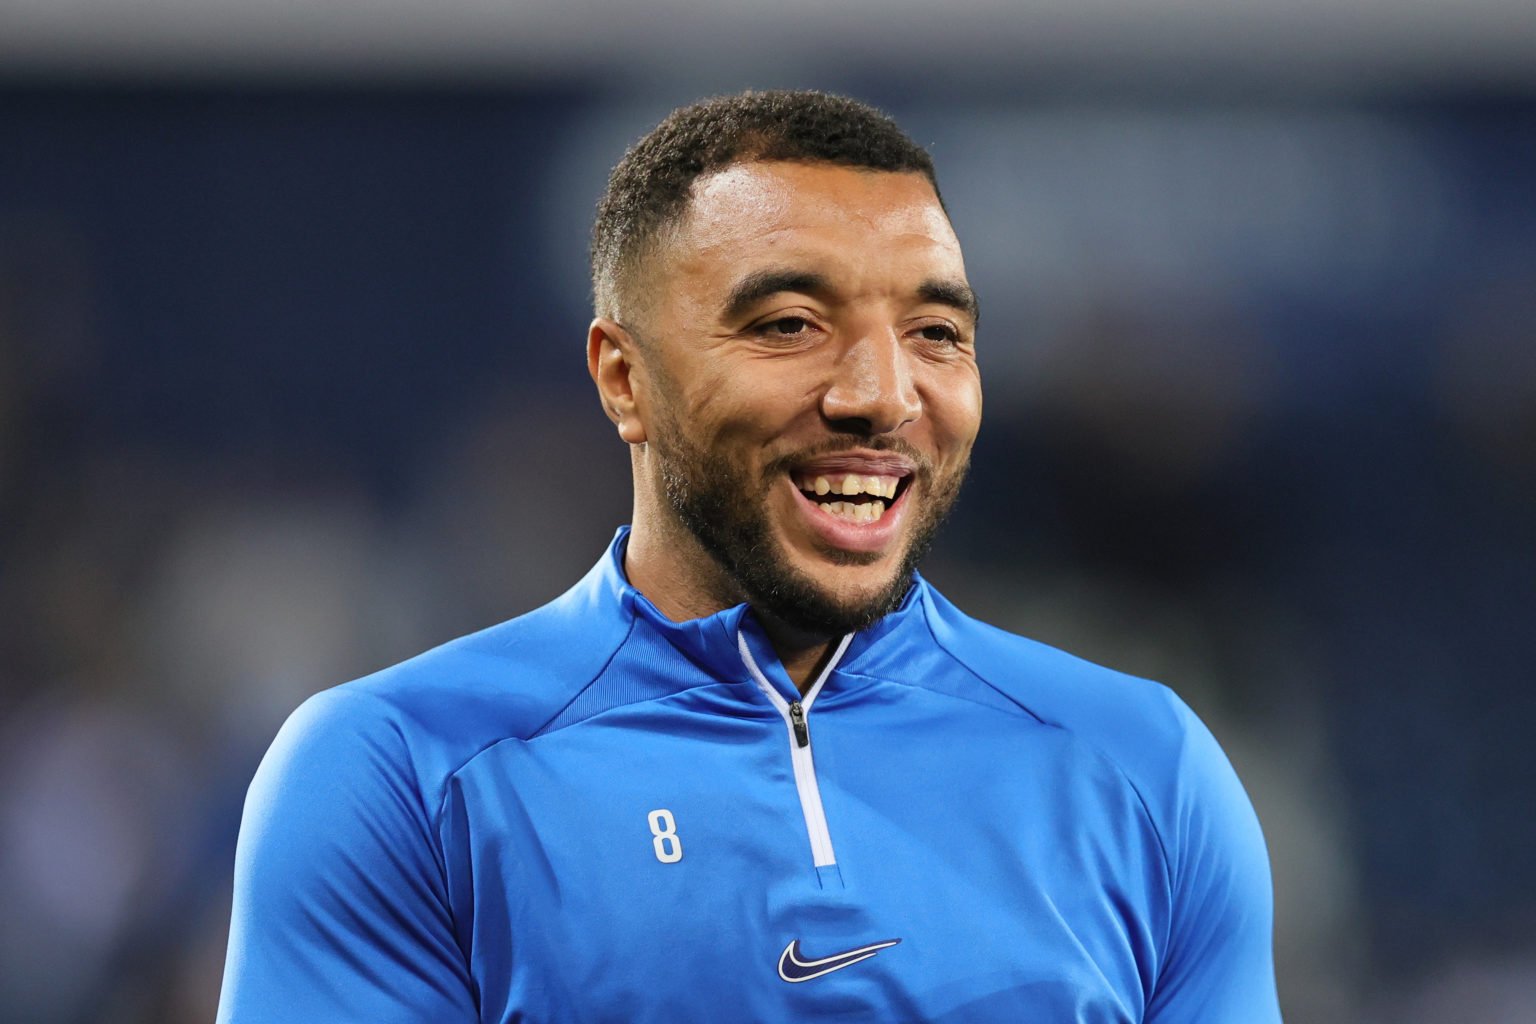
<box><xmin>917</xmin><ymin>584</ymin><xmax>1266</xmax><ymax>873</ymax></box>
<box><xmin>919</xmin><ymin>584</ymin><xmax>1194</xmax><ymax>779</ymax></box>
<box><xmin>920</xmin><ymin>583</ymin><xmax>1277</xmax><ymax>1007</ymax></box>
<box><xmin>260</xmin><ymin>562</ymin><xmax>636</xmax><ymax>820</ymax></box>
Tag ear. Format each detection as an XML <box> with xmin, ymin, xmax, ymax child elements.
<box><xmin>588</xmin><ymin>317</ymin><xmax>648</xmax><ymax>445</ymax></box>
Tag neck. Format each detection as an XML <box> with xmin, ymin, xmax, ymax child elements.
<box><xmin>624</xmin><ymin>499</ymin><xmax>839</xmax><ymax>695</ymax></box>
<box><xmin>754</xmin><ymin>609</ymin><xmax>841</xmax><ymax>695</ymax></box>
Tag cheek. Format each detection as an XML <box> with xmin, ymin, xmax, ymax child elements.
<box><xmin>925</xmin><ymin>371</ymin><xmax>984</xmax><ymax>454</ymax></box>
<box><xmin>685</xmin><ymin>374</ymin><xmax>812</xmax><ymax>444</ymax></box>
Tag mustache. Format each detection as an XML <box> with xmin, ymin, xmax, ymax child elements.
<box><xmin>763</xmin><ymin>436</ymin><xmax>933</xmax><ymax>479</ymax></box>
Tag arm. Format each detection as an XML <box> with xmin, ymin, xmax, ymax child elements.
<box><xmin>217</xmin><ymin>688</ymin><xmax>478</xmax><ymax>1023</ymax></box>
<box><xmin>1144</xmin><ymin>697</ymin><xmax>1283</xmax><ymax>1023</ymax></box>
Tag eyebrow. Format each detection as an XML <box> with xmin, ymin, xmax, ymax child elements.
<box><xmin>722</xmin><ymin>269</ymin><xmax>833</xmax><ymax>322</ymax></box>
<box><xmin>721</xmin><ymin>267</ymin><xmax>981</xmax><ymax>328</ymax></box>
<box><xmin>918</xmin><ymin>279</ymin><xmax>980</xmax><ymax>326</ymax></box>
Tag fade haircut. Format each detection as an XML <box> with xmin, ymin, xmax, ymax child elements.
<box><xmin>590</xmin><ymin>90</ymin><xmax>942</xmax><ymax>322</ymax></box>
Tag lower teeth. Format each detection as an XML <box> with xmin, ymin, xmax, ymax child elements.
<box><xmin>822</xmin><ymin>500</ymin><xmax>883</xmax><ymax>523</ymax></box>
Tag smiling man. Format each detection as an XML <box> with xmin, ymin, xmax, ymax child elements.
<box><xmin>596</xmin><ymin>156</ymin><xmax>980</xmax><ymax>685</ymax></box>
<box><xmin>218</xmin><ymin>91</ymin><xmax>1281</xmax><ymax>1023</ymax></box>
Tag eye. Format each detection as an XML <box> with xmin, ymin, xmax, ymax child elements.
<box><xmin>917</xmin><ymin>323</ymin><xmax>960</xmax><ymax>345</ymax></box>
<box><xmin>756</xmin><ymin>316</ymin><xmax>810</xmax><ymax>337</ymax></box>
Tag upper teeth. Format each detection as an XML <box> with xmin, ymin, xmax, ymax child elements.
<box><xmin>796</xmin><ymin>474</ymin><xmax>900</xmax><ymax>500</ymax></box>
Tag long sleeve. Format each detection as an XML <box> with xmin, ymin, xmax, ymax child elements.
<box><xmin>1144</xmin><ymin>697</ymin><xmax>1282</xmax><ymax>1023</ymax></box>
<box><xmin>217</xmin><ymin>688</ymin><xmax>478</xmax><ymax>1023</ymax></box>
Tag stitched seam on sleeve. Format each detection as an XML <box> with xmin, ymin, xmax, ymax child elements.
<box><xmin>920</xmin><ymin>605</ymin><xmax>1178</xmax><ymax>907</ymax></box>
<box><xmin>429</xmin><ymin>611</ymin><xmax>638</xmax><ymax>835</ymax></box>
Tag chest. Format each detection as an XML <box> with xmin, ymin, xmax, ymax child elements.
<box><xmin>438</xmin><ymin>695</ymin><xmax>1166</xmax><ymax>1023</ymax></box>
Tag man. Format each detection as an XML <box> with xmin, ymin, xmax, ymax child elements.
<box><xmin>218</xmin><ymin>90</ymin><xmax>1281</xmax><ymax>1022</ymax></box>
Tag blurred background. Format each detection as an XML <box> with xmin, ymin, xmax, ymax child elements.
<box><xmin>2</xmin><ymin>2</ymin><xmax>1534</xmax><ymax>1021</ymax></box>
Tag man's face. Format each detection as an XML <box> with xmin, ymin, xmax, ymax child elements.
<box><xmin>632</xmin><ymin>160</ymin><xmax>982</xmax><ymax>634</ymax></box>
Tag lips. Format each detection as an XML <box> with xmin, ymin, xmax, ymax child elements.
<box><xmin>792</xmin><ymin>471</ymin><xmax>906</xmax><ymax>524</ymax></box>
<box><xmin>783</xmin><ymin>453</ymin><xmax>915</xmax><ymax>552</ymax></box>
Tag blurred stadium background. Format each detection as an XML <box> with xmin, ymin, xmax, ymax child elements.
<box><xmin>2</xmin><ymin>2</ymin><xmax>1535</xmax><ymax>1021</ymax></box>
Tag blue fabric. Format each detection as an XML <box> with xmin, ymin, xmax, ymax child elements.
<box><xmin>218</xmin><ymin>527</ymin><xmax>1281</xmax><ymax>1023</ymax></box>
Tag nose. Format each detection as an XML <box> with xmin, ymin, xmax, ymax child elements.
<box><xmin>820</xmin><ymin>328</ymin><xmax>922</xmax><ymax>435</ymax></box>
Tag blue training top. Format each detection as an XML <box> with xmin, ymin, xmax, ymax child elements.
<box><xmin>218</xmin><ymin>527</ymin><xmax>1282</xmax><ymax>1023</ymax></box>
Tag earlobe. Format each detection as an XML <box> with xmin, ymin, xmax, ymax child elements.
<box><xmin>588</xmin><ymin>318</ymin><xmax>648</xmax><ymax>445</ymax></box>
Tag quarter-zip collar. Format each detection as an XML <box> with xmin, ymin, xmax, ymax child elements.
<box><xmin>577</xmin><ymin>527</ymin><xmax>930</xmax><ymax>879</ymax></box>
<box><xmin>592</xmin><ymin>526</ymin><xmax>928</xmax><ymax>696</ymax></box>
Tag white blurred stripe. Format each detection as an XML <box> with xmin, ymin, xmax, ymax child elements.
<box><xmin>0</xmin><ymin>0</ymin><xmax>1535</xmax><ymax>86</ymax></box>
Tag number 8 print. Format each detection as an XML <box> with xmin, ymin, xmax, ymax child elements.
<box><xmin>647</xmin><ymin>808</ymin><xmax>683</xmax><ymax>863</ymax></box>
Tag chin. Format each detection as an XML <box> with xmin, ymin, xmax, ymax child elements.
<box><xmin>805</xmin><ymin>542</ymin><xmax>891</xmax><ymax>569</ymax></box>
<box><xmin>748</xmin><ymin>547</ymin><xmax>916</xmax><ymax>637</ymax></box>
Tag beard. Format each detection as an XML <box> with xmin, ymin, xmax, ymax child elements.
<box><xmin>651</xmin><ymin>421</ymin><xmax>967</xmax><ymax>637</ymax></box>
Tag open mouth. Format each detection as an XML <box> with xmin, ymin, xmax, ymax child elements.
<box><xmin>792</xmin><ymin>472</ymin><xmax>912</xmax><ymax>525</ymax></box>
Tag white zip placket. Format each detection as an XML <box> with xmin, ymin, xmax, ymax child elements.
<box><xmin>737</xmin><ymin>629</ymin><xmax>855</xmax><ymax>868</ymax></box>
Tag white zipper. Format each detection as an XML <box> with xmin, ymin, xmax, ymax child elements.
<box><xmin>738</xmin><ymin>629</ymin><xmax>854</xmax><ymax>869</ymax></box>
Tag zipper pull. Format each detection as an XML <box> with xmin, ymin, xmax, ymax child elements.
<box><xmin>788</xmin><ymin>700</ymin><xmax>810</xmax><ymax>748</ymax></box>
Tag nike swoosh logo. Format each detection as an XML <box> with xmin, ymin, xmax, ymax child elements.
<box><xmin>777</xmin><ymin>938</ymin><xmax>902</xmax><ymax>983</ymax></box>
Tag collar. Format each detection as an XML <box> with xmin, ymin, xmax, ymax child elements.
<box><xmin>591</xmin><ymin>525</ymin><xmax>930</xmax><ymax>696</ymax></box>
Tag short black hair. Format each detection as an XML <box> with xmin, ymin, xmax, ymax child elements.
<box><xmin>590</xmin><ymin>89</ymin><xmax>942</xmax><ymax>321</ymax></box>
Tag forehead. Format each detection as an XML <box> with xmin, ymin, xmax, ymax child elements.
<box><xmin>657</xmin><ymin>161</ymin><xmax>965</xmax><ymax>310</ymax></box>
